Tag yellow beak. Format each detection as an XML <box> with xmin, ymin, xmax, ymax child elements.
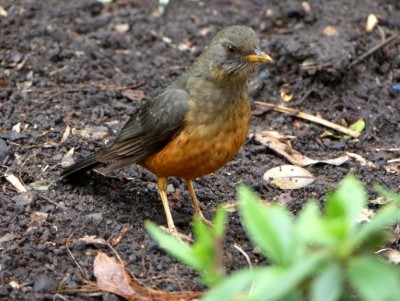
<box><xmin>245</xmin><ymin>49</ymin><xmax>274</xmax><ymax>63</ymax></box>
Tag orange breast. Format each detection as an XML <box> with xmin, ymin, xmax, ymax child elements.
<box><xmin>141</xmin><ymin>98</ymin><xmax>250</xmax><ymax>180</ymax></box>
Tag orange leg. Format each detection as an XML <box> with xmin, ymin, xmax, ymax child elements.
<box><xmin>156</xmin><ymin>177</ymin><xmax>193</xmax><ymax>241</ymax></box>
<box><xmin>185</xmin><ymin>180</ymin><xmax>213</xmax><ymax>226</ymax></box>
<box><xmin>157</xmin><ymin>177</ymin><xmax>176</xmax><ymax>230</ymax></box>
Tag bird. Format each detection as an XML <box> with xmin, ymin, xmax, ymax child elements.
<box><xmin>61</xmin><ymin>25</ymin><xmax>273</xmax><ymax>234</ymax></box>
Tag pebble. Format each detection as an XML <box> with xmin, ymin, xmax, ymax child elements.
<box><xmin>84</xmin><ymin>212</ymin><xmax>104</xmax><ymax>223</ymax></box>
<box><xmin>0</xmin><ymin>138</ymin><xmax>8</xmax><ymax>155</ymax></box>
<box><xmin>33</xmin><ymin>274</ymin><xmax>57</xmax><ymax>293</ymax></box>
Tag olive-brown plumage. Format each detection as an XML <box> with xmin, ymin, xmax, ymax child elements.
<box><xmin>61</xmin><ymin>25</ymin><xmax>273</xmax><ymax>232</ymax></box>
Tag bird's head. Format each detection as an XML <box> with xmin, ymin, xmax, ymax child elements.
<box><xmin>203</xmin><ymin>25</ymin><xmax>273</xmax><ymax>82</ymax></box>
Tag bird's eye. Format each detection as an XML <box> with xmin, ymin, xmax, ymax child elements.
<box><xmin>227</xmin><ymin>44</ymin><xmax>237</xmax><ymax>53</ymax></box>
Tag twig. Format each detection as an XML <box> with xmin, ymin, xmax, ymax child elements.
<box><xmin>349</xmin><ymin>34</ymin><xmax>398</xmax><ymax>68</ymax></box>
<box><xmin>233</xmin><ymin>244</ymin><xmax>253</xmax><ymax>270</ymax></box>
<box><xmin>39</xmin><ymin>81</ymin><xmax>146</xmax><ymax>104</ymax></box>
<box><xmin>233</xmin><ymin>243</ymin><xmax>255</xmax><ymax>295</ymax></box>
<box><xmin>255</xmin><ymin>101</ymin><xmax>361</xmax><ymax>138</ymax></box>
<box><xmin>66</xmin><ymin>227</ymin><xmax>89</xmax><ymax>279</ymax></box>
<box><xmin>290</xmin><ymin>88</ymin><xmax>314</xmax><ymax>106</ymax></box>
<box><xmin>39</xmin><ymin>193</ymin><xmax>68</xmax><ymax>210</ymax></box>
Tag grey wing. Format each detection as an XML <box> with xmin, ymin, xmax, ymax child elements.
<box><xmin>98</xmin><ymin>88</ymin><xmax>190</xmax><ymax>172</ymax></box>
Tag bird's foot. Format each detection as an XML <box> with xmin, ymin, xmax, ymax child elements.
<box><xmin>196</xmin><ymin>213</ymin><xmax>213</xmax><ymax>227</ymax></box>
<box><xmin>159</xmin><ymin>226</ymin><xmax>193</xmax><ymax>242</ymax></box>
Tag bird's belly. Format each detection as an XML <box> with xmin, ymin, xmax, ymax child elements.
<box><xmin>141</xmin><ymin>102</ymin><xmax>250</xmax><ymax>180</ymax></box>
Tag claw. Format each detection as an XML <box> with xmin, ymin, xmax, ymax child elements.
<box><xmin>159</xmin><ymin>226</ymin><xmax>193</xmax><ymax>242</ymax></box>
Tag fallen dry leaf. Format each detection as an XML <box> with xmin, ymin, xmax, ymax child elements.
<box><xmin>346</xmin><ymin>152</ymin><xmax>377</xmax><ymax>169</ymax></box>
<box><xmin>263</xmin><ymin>165</ymin><xmax>316</xmax><ymax>189</ymax></box>
<box><xmin>79</xmin><ymin>235</ymin><xmax>107</xmax><ymax>245</ymax></box>
<box><xmin>5</xmin><ymin>173</ymin><xmax>27</xmax><ymax>193</ymax></box>
<box><xmin>369</xmin><ymin>196</ymin><xmax>392</xmax><ymax>205</ymax></box>
<box><xmin>93</xmin><ymin>252</ymin><xmax>201</xmax><ymax>301</ymax></box>
<box><xmin>255</xmin><ymin>132</ymin><xmax>349</xmax><ymax>166</ymax></box>
<box><xmin>60</xmin><ymin>124</ymin><xmax>71</xmax><ymax>144</ymax></box>
<box><xmin>94</xmin><ymin>252</ymin><xmax>137</xmax><ymax>299</ymax></box>
<box><xmin>357</xmin><ymin>208</ymin><xmax>375</xmax><ymax>223</ymax></box>
<box><xmin>61</xmin><ymin>147</ymin><xmax>75</xmax><ymax>167</ymax></box>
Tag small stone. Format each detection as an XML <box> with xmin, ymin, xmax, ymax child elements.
<box><xmin>0</xmin><ymin>138</ymin><xmax>8</xmax><ymax>155</ymax></box>
<box><xmin>166</xmin><ymin>184</ymin><xmax>175</xmax><ymax>193</ymax></box>
<box><xmin>12</xmin><ymin>191</ymin><xmax>38</xmax><ymax>206</ymax></box>
<box><xmin>84</xmin><ymin>213</ymin><xmax>103</xmax><ymax>223</ymax></box>
<box><xmin>0</xmin><ymin>130</ymin><xmax>25</xmax><ymax>141</ymax></box>
<box><xmin>33</xmin><ymin>274</ymin><xmax>57</xmax><ymax>293</ymax></box>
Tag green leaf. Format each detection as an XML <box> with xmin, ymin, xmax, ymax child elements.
<box><xmin>325</xmin><ymin>175</ymin><xmax>366</xmax><ymax>238</ymax></box>
<box><xmin>349</xmin><ymin>205</ymin><xmax>400</xmax><ymax>252</ymax></box>
<box><xmin>201</xmin><ymin>268</ymin><xmax>267</xmax><ymax>301</ymax></box>
<box><xmin>145</xmin><ymin>222</ymin><xmax>201</xmax><ymax>269</ymax></box>
<box><xmin>296</xmin><ymin>201</ymin><xmax>336</xmax><ymax>247</ymax></box>
<box><xmin>213</xmin><ymin>206</ymin><xmax>227</xmax><ymax>238</ymax></box>
<box><xmin>191</xmin><ymin>217</ymin><xmax>223</xmax><ymax>285</ymax></box>
<box><xmin>311</xmin><ymin>263</ymin><xmax>342</xmax><ymax>301</ymax></box>
<box><xmin>238</xmin><ymin>186</ymin><xmax>295</xmax><ymax>265</ymax></box>
<box><xmin>349</xmin><ymin>119</ymin><xmax>365</xmax><ymax>133</ymax></box>
<box><xmin>248</xmin><ymin>252</ymin><xmax>326</xmax><ymax>300</ymax></box>
<box><xmin>192</xmin><ymin>217</ymin><xmax>213</xmax><ymax>261</ymax></box>
<box><xmin>190</xmin><ymin>208</ymin><xmax>227</xmax><ymax>286</ymax></box>
<box><xmin>348</xmin><ymin>256</ymin><xmax>400</xmax><ymax>301</ymax></box>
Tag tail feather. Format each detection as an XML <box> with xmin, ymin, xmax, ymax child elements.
<box><xmin>60</xmin><ymin>152</ymin><xmax>100</xmax><ymax>179</ymax></box>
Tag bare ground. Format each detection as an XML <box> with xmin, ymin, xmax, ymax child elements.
<box><xmin>0</xmin><ymin>0</ymin><xmax>400</xmax><ymax>300</ymax></box>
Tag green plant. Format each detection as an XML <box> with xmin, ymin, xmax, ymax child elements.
<box><xmin>146</xmin><ymin>176</ymin><xmax>400</xmax><ymax>301</ymax></box>
<box><xmin>146</xmin><ymin>206</ymin><xmax>227</xmax><ymax>286</ymax></box>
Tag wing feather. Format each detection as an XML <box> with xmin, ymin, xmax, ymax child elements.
<box><xmin>98</xmin><ymin>88</ymin><xmax>190</xmax><ymax>169</ymax></box>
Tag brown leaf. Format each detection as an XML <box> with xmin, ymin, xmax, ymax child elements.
<box><xmin>94</xmin><ymin>252</ymin><xmax>137</xmax><ymax>299</ymax></box>
<box><xmin>255</xmin><ymin>132</ymin><xmax>349</xmax><ymax>166</ymax></box>
<box><xmin>110</xmin><ymin>224</ymin><xmax>128</xmax><ymax>246</ymax></box>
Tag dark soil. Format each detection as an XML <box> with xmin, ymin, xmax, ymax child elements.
<box><xmin>1</xmin><ymin>0</ymin><xmax>399</xmax><ymax>300</ymax></box>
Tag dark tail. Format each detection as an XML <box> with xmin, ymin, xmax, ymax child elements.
<box><xmin>60</xmin><ymin>152</ymin><xmax>101</xmax><ymax>179</ymax></box>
